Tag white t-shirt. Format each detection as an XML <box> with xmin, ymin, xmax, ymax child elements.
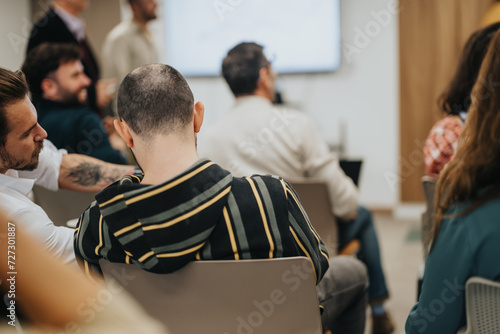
<box><xmin>0</xmin><ymin>140</ymin><xmax>76</xmax><ymax>267</ymax></box>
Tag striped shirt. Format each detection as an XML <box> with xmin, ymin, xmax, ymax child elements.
<box><xmin>74</xmin><ymin>159</ymin><xmax>329</xmax><ymax>283</ymax></box>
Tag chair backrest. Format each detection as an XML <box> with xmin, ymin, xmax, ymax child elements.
<box><xmin>99</xmin><ymin>257</ymin><xmax>323</xmax><ymax>334</ymax></box>
<box><xmin>32</xmin><ymin>185</ymin><xmax>95</xmax><ymax>226</ymax></box>
<box><xmin>421</xmin><ymin>176</ymin><xmax>437</xmax><ymax>257</ymax></box>
<box><xmin>462</xmin><ymin>277</ymin><xmax>500</xmax><ymax>334</ymax></box>
<box><xmin>288</xmin><ymin>179</ymin><xmax>338</xmax><ymax>256</ymax></box>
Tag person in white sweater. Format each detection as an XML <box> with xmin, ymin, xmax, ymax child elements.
<box><xmin>198</xmin><ymin>42</ymin><xmax>394</xmax><ymax>334</ymax></box>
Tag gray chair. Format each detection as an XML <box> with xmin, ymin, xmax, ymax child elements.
<box><xmin>99</xmin><ymin>257</ymin><xmax>323</xmax><ymax>334</ymax></box>
<box><xmin>421</xmin><ymin>176</ymin><xmax>437</xmax><ymax>258</ymax></box>
<box><xmin>457</xmin><ymin>277</ymin><xmax>500</xmax><ymax>334</ymax></box>
<box><xmin>32</xmin><ymin>185</ymin><xmax>95</xmax><ymax>226</ymax></box>
<box><xmin>288</xmin><ymin>179</ymin><xmax>339</xmax><ymax>256</ymax></box>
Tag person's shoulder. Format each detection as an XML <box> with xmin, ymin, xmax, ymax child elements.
<box><xmin>232</xmin><ymin>174</ymin><xmax>286</xmax><ymax>191</ymax></box>
<box><xmin>105</xmin><ymin>20</ymin><xmax>136</xmax><ymax>42</ymax></box>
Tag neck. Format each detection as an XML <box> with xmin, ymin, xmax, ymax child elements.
<box><xmin>53</xmin><ymin>2</ymin><xmax>80</xmax><ymax>17</ymax></box>
<box><xmin>135</xmin><ymin>134</ymin><xmax>199</xmax><ymax>185</ymax></box>
<box><xmin>133</xmin><ymin>15</ymin><xmax>148</xmax><ymax>31</ymax></box>
<box><xmin>252</xmin><ymin>89</ymin><xmax>273</xmax><ymax>102</ymax></box>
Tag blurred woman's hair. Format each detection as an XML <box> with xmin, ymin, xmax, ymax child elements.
<box><xmin>432</xmin><ymin>28</ymin><xmax>500</xmax><ymax>250</ymax></box>
<box><xmin>438</xmin><ymin>22</ymin><xmax>500</xmax><ymax>115</ymax></box>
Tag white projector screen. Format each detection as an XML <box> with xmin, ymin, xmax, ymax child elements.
<box><xmin>163</xmin><ymin>0</ymin><xmax>341</xmax><ymax>77</ymax></box>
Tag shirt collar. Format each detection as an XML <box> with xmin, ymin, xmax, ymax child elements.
<box><xmin>0</xmin><ymin>171</ymin><xmax>36</xmax><ymax>197</ymax></box>
<box><xmin>234</xmin><ymin>95</ymin><xmax>273</xmax><ymax>108</ymax></box>
<box><xmin>53</xmin><ymin>6</ymin><xmax>86</xmax><ymax>42</ymax></box>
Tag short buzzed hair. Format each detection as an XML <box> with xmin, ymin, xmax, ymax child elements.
<box><xmin>0</xmin><ymin>68</ymin><xmax>29</xmax><ymax>146</ymax></box>
<box><xmin>117</xmin><ymin>64</ymin><xmax>194</xmax><ymax>139</ymax></box>
<box><xmin>222</xmin><ymin>42</ymin><xmax>269</xmax><ymax>96</ymax></box>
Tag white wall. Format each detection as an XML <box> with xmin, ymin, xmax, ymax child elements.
<box><xmin>2</xmin><ymin>0</ymin><xmax>400</xmax><ymax>208</ymax></box>
<box><xmin>0</xmin><ymin>0</ymin><xmax>31</xmax><ymax>70</ymax></box>
<box><xmin>160</xmin><ymin>0</ymin><xmax>400</xmax><ymax>208</ymax></box>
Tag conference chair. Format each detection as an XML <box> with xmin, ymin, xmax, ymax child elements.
<box><xmin>99</xmin><ymin>257</ymin><xmax>323</xmax><ymax>334</ymax></box>
<box><xmin>289</xmin><ymin>179</ymin><xmax>360</xmax><ymax>257</ymax></box>
<box><xmin>288</xmin><ymin>180</ymin><xmax>339</xmax><ymax>256</ymax></box>
<box><xmin>32</xmin><ymin>185</ymin><xmax>95</xmax><ymax>226</ymax></box>
<box><xmin>457</xmin><ymin>277</ymin><xmax>500</xmax><ymax>334</ymax></box>
<box><xmin>421</xmin><ymin>176</ymin><xmax>437</xmax><ymax>258</ymax></box>
<box><xmin>418</xmin><ymin>176</ymin><xmax>437</xmax><ymax>300</ymax></box>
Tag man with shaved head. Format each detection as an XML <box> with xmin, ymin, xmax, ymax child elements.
<box><xmin>75</xmin><ymin>64</ymin><xmax>368</xmax><ymax>333</ymax></box>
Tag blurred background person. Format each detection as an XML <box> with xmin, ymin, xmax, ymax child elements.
<box><xmin>22</xmin><ymin>43</ymin><xmax>128</xmax><ymax>165</ymax></box>
<box><xmin>423</xmin><ymin>23</ymin><xmax>500</xmax><ymax>178</ymax></box>
<box><xmin>407</xmin><ymin>27</ymin><xmax>500</xmax><ymax>334</ymax></box>
<box><xmin>102</xmin><ymin>0</ymin><xmax>159</xmax><ymax>89</ymax></box>
<box><xmin>198</xmin><ymin>42</ymin><xmax>394</xmax><ymax>334</ymax></box>
<box><xmin>27</xmin><ymin>0</ymin><xmax>115</xmax><ymax>115</ymax></box>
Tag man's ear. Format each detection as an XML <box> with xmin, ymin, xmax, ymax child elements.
<box><xmin>41</xmin><ymin>78</ymin><xmax>58</xmax><ymax>100</ymax></box>
<box><xmin>193</xmin><ymin>101</ymin><xmax>205</xmax><ymax>133</ymax></box>
<box><xmin>113</xmin><ymin>119</ymin><xmax>134</xmax><ymax>148</ymax></box>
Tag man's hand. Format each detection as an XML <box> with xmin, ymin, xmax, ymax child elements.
<box><xmin>96</xmin><ymin>79</ymin><xmax>116</xmax><ymax>111</ymax></box>
<box><xmin>58</xmin><ymin>154</ymin><xmax>134</xmax><ymax>193</ymax></box>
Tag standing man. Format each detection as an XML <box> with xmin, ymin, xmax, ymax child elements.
<box><xmin>22</xmin><ymin>43</ymin><xmax>127</xmax><ymax>165</ymax></box>
<box><xmin>0</xmin><ymin>67</ymin><xmax>132</xmax><ymax>266</ymax></box>
<box><xmin>27</xmin><ymin>0</ymin><xmax>114</xmax><ymax>113</ymax></box>
<box><xmin>74</xmin><ymin>64</ymin><xmax>368</xmax><ymax>333</ymax></box>
<box><xmin>198</xmin><ymin>42</ymin><xmax>394</xmax><ymax>334</ymax></box>
<box><xmin>102</xmin><ymin>0</ymin><xmax>159</xmax><ymax>87</ymax></box>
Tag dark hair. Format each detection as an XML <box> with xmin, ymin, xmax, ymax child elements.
<box><xmin>439</xmin><ymin>22</ymin><xmax>500</xmax><ymax>115</ymax></box>
<box><xmin>0</xmin><ymin>68</ymin><xmax>29</xmax><ymax>147</ymax></box>
<box><xmin>21</xmin><ymin>43</ymin><xmax>81</xmax><ymax>97</ymax></box>
<box><xmin>222</xmin><ymin>42</ymin><xmax>269</xmax><ymax>96</ymax></box>
<box><xmin>432</xmin><ymin>28</ymin><xmax>500</xmax><ymax>251</ymax></box>
<box><xmin>117</xmin><ymin>64</ymin><xmax>194</xmax><ymax>139</ymax></box>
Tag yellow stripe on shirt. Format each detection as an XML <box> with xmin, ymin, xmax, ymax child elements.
<box><xmin>114</xmin><ymin>222</ymin><xmax>142</xmax><ymax>237</ymax></box>
<box><xmin>223</xmin><ymin>206</ymin><xmax>239</xmax><ymax>260</ymax></box>
<box><xmin>246</xmin><ymin>177</ymin><xmax>274</xmax><ymax>258</ymax></box>
<box><xmin>94</xmin><ymin>215</ymin><xmax>104</xmax><ymax>256</ymax></box>
<box><xmin>157</xmin><ymin>243</ymin><xmax>205</xmax><ymax>258</ymax></box>
<box><xmin>289</xmin><ymin>227</ymin><xmax>317</xmax><ymax>282</ymax></box>
<box><xmin>125</xmin><ymin>162</ymin><xmax>215</xmax><ymax>205</ymax></box>
<box><xmin>287</xmin><ymin>187</ymin><xmax>329</xmax><ymax>262</ymax></box>
<box><xmin>138</xmin><ymin>251</ymin><xmax>155</xmax><ymax>262</ymax></box>
<box><xmin>143</xmin><ymin>187</ymin><xmax>231</xmax><ymax>231</ymax></box>
<box><xmin>99</xmin><ymin>194</ymin><xmax>125</xmax><ymax>208</ymax></box>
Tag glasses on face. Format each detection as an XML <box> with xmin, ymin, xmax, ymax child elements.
<box><xmin>261</xmin><ymin>53</ymin><xmax>276</xmax><ymax>69</ymax></box>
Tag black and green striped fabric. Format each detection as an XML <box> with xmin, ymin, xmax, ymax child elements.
<box><xmin>74</xmin><ymin>159</ymin><xmax>329</xmax><ymax>283</ymax></box>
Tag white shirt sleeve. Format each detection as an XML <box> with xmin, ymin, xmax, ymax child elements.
<box><xmin>18</xmin><ymin>140</ymin><xmax>67</xmax><ymax>191</ymax></box>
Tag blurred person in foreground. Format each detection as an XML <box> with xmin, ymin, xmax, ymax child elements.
<box><xmin>74</xmin><ymin>63</ymin><xmax>369</xmax><ymax>334</ymax></box>
<box><xmin>406</xmin><ymin>28</ymin><xmax>500</xmax><ymax>334</ymax></box>
<box><xmin>0</xmin><ymin>210</ymin><xmax>168</xmax><ymax>333</ymax></box>
<box><xmin>198</xmin><ymin>41</ymin><xmax>394</xmax><ymax>334</ymax></box>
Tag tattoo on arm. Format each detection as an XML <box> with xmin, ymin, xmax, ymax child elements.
<box><xmin>66</xmin><ymin>162</ymin><xmax>124</xmax><ymax>186</ymax></box>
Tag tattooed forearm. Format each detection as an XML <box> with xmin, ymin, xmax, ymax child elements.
<box><xmin>59</xmin><ymin>154</ymin><xmax>134</xmax><ymax>192</ymax></box>
<box><xmin>65</xmin><ymin>162</ymin><xmax>119</xmax><ymax>186</ymax></box>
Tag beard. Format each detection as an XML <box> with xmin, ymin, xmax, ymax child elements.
<box><xmin>0</xmin><ymin>141</ymin><xmax>44</xmax><ymax>172</ymax></box>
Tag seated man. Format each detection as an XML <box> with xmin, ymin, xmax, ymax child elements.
<box><xmin>74</xmin><ymin>64</ymin><xmax>368</xmax><ymax>333</ymax></box>
<box><xmin>0</xmin><ymin>67</ymin><xmax>132</xmax><ymax>266</ymax></box>
<box><xmin>197</xmin><ymin>42</ymin><xmax>394</xmax><ymax>334</ymax></box>
<box><xmin>21</xmin><ymin>43</ymin><xmax>127</xmax><ymax>165</ymax></box>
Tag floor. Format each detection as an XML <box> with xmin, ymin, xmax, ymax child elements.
<box><xmin>364</xmin><ymin>212</ymin><xmax>423</xmax><ymax>334</ymax></box>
